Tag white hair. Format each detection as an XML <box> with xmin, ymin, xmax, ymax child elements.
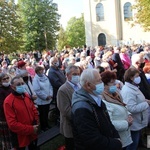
<box><xmin>49</xmin><ymin>57</ymin><xmax>56</xmax><ymax>66</ymax></box>
<box><xmin>80</xmin><ymin>68</ymin><xmax>99</xmax><ymax>87</ymax></box>
<box><xmin>131</xmin><ymin>54</ymin><xmax>141</xmax><ymax>65</ymax></box>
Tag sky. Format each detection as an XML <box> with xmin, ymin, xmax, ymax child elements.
<box><xmin>15</xmin><ymin>0</ymin><xmax>84</xmax><ymax>28</ymax></box>
<box><xmin>53</xmin><ymin>0</ymin><xmax>84</xmax><ymax>28</ymax></box>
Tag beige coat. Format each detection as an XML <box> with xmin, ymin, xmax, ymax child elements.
<box><xmin>57</xmin><ymin>81</ymin><xmax>74</xmax><ymax>138</ymax></box>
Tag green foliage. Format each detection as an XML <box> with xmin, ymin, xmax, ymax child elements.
<box><xmin>57</xmin><ymin>26</ymin><xmax>67</xmax><ymax>51</ymax></box>
<box><xmin>18</xmin><ymin>0</ymin><xmax>60</xmax><ymax>52</ymax></box>
<box><xmin>133</xmin><ymin>0</ymin><xmax>150</xmax><ymax>31</ymax></box>
<box><xmin>65</xmin><ymin>14</ymin><xmax>85</xmax><ymax>48</ymax></box>
<box><xmin>0</xmin><ymin>0</ymin><xmax>23</xmax><ymax>53</ymax></box>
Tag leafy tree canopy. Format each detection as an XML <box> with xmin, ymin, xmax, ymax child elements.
<box><xmin>65</xmin><ymin>14</ymin><xmax>85</xmax><ymax>48</ymax></box>
<box><xmin>0</xmin><ymin>0</ymin><xmax>23</xmax><ymax>53</ymax></box>
<box><xmin>18</xmin><ymin>0</ymin><xmax>60</xmax><ymax>52</ymax></box>
<box><xmin>134</xmin><ymin>0</ymin><xmax>150</xmax><ymax>31</ymax></box>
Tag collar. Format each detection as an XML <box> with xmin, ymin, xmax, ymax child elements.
<box><xmin>67</xmin><ymin>80</ymin><xmax>81</xmax><ymax>91</ymax></box>
<box><xmin>89</xmin><ymin>94</ymin><xmax>102</xmax><ymax>107</ymax></box>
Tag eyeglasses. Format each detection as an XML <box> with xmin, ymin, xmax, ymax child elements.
<box><xmin>2</xmin><ymin>77</ymin><xmax>9</xmax><ymax>81</ymax></box>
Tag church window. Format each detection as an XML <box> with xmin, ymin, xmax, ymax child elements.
<box><xmin>124</xmin><ymin>2</ymin><xmax>133</xmax><ymax>21</ymax></box>
<box><xmin>96</xmin><ymin>3</ymin><xmax>104</xmax><ymax>21</ymax></box>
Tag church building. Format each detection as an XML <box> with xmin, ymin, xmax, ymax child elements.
<box><xmin>83</xmin><ymin>0</ymin><xmax>150</xmax><ymax>47</ymax></box>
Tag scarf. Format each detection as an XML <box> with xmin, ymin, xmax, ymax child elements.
<box><xmin>102</xmin><ymin>91</ymin><xmax>126</xmax><ymax>106</ymax></box>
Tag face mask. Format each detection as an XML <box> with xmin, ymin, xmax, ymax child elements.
<box><xmin>54</xmin><ymin>62</ymin><xmax>59</xmax><ymax>67</ymax></box>
<box><xmin>93</xmin><ymin>82</ymin><xmax>104</xmax><ymax>95</ymax></box>
<box><xmin>16</xmin><ymin>85</ymin><xmax>25</xmax><ymax>94</ymax></box>
<box><xmin>134</xmin><ymin>76</ymin><xmax>141</xmax><ymax>84</ymax></box>
<box><xmin>20</xmin><ymin>69</ymin><xmax>27</xmax><ymax>75</ymax></box>
<box><xmin>109</xmin><ymin>85</ymin><xmax>117</xmax><ymax>93</ymax></box>
<box><xmin>2</xmin><ymin>82</ymin><xmax>10</xmax><ymax>87</ymax></box>
<box><xmin>10</xmin><ymin>69</ymin><xmax>15</xmax><ymax>73</ymax></box>
<box><xmin>71</xmin><ymin>75</ymin><xmax>80</xmax><ymax>84</ymax></box>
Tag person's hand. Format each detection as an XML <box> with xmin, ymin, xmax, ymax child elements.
<box><xmin>46</xmin><ymin>96</ymin><xmax>51</xmax><ymax>100</ymax></box>
<box><xmin>32</xmin><ymin>95</ymin><xmax>37</xmax><ymax>100</ymax></box>
<box><xmin>33</xmin><ymin>125</ymin><xmax>39</xmax><ymax>134</ymax></box>
<box><xmin>127</xmin><ymin>115</ymin><xmax>133</xmax><ymax>126</ymax></box>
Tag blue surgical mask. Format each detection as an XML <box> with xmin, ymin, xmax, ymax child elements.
<box><xmin>16</xmin><ymin>85</ymin><xmax>25</xmax><ymax>94</ymax></box>
<box><xmin>109</xmin><ymin>85</ymin><xmax>117</xmax><ymax>93</ymax></box>
<box><xmin>71</xmin><ymin>75</ymin><xmax>80</xmax><ymax>84</ymax></box>
<box><xmin>134</xmin><ymin>76</ymin><xmax>141</xmax><ymax>84</ymax></box>
<box><xmin>93</xmin><ymin>82</ymin><xmax>104</xmax><ymax>95</ymax></box>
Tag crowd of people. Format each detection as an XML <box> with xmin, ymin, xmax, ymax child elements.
<box><xmin>0</xmin><ymin>44</ymin><xmax>150</xmax><ymax>150</ymax></box>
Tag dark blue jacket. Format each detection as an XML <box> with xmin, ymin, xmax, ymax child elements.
<box><xmin>48</xmin><ymin>66</ymin><xmax>66</xmax><ymax>100</ymax></box>
<box><xmin>71</xmin><ymin>88</ymin><xmax>122</xmax><ymax>150</ymax></box>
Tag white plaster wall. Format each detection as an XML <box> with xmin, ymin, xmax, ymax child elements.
<box><xmin>83</xmin><ymin>0</ymin><xmax>93</xmax><ymax>46</ymax></box>
<box><xmin>84</xmin><ymin>0</ymin><xmax>150</xmax><ymax>47</ymax></box>
<box><xmin>121</xmin><ymin>0</ymin><xmax>150</xmax><ymax>44</ymax></box>
<box><xmin>90</xmin><ymin>0</ymin><xmax>118</xmax><ymax>46</ymax></box>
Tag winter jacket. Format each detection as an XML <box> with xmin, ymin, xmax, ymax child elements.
<box><xmin>3</xmin><ymin>92</ymin><xmax>39</xmax><ymax>148</ymax></box>
<box><xmin>33</xmin><ymin>74</ymin><xmax>53</xmax><ymax>105</ymax></box>
<box><xmin>121</xmin><ymin>82</ymin><xmax>149</xmax><ymax>131</ymax></box>
<box><xmin>71</xmin><ymin>88</ymin><xmax>122</xmax><ymax>150</ymax></box>
<box><xmin>103</xmin><ymin>100</ymin><xmax>132</xmax><ymax>147</ymax></box>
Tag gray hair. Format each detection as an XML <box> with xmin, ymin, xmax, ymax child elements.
<box><xmin>49</xmin><ymin>57</ymin><xmax>57</xmax><ymax>66</ymax></box>
<box><xmin>65</xmin><ymin>65</ymin><xmax>79</xmax><ymax>75</ymax></box>
<box><xmin>80</xmin><ymin>68</ymin><xmax>99</xmax><ymax>86</ymax></box>
<box><xmin>0</xmin><ymin>73</ymin><xmax>7</xmax><ymax>82</ymax></box>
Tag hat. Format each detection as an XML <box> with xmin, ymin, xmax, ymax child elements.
<box><xmin>17</xmin><ymin>61</ymin><xmax>26</xmax><ymax>68</ymax></box>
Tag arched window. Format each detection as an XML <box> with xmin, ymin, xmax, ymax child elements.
<box><xmin>124</xmin><ymin>2</ymin><xmax>132</xmax><ymax>21</ymax></box>
<box><xmin>96</xmin><ymin>3</ymin><xmax>104</xmax><ymax>21</ymax></box>
<box><xmin>98</xmin><ymin>33</ymin><xmax>106</xmax><ymax>46</ymax></box>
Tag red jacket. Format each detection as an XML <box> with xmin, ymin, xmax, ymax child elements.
<box><xmin>4</xmin><ymin>92</ymin><xmax>39</xmax><ymax>148</ymax></box>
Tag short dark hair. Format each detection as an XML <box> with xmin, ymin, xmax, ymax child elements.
<box><xmin>35</xmin><ymin>66</ymin><xmax>44</xmax><ymax>74</ymax></box>
<box><xmin>65</xmin><ymin>65</ymin><xmax>79</xmax><ymax>74</ymax></box>
<box><xmin>101</xmin><ymin>71</ymin><xmax>117</xmax><ymax>85</ymax></box>
<box><xmin>124</xmin><ymin>67</ymin><xmax>140</xmax><ymax>83</ymax></box>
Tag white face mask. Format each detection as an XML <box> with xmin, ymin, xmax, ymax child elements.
<box><xmin>71</xmin><ymin>75</ymin><xmax>80</xmax><ymax>84</ymax></box>
<box><xmin>2</xmin><ymin>82</ymin><xmax>10</xmax><ymax>87</ymax></box>
<box><xmin>134</xmin><ymin>76</ymin><xmax>141</xmax><ymax>84</ymax></box>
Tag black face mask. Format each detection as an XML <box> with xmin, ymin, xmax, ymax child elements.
<box><xmin>23</xmin><ymin>76</ymin><xmax>28</xmax><ymax>82</ymax></box>
<box><xmin>139</xmin><ymin>62</ymin><xmax>145</xmax><ymax>69</ymax></box>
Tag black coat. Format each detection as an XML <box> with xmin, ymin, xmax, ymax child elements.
<box><xmin>48</xmin><ymin>66</ymin><xmax>66</xmax><ymax>100</ymax></box>
<box><xmin>71</xmin><ymin>88</ymin><xmax>122</xmax><ymax>150</ymax></box>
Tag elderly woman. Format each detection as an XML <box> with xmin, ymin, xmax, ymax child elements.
<box><xmin>101</xmin><ymin>71</ymin><xmax>133</xmax><ymax>149</ymax></box>
<box><xmin>0</xmin><ymin>73</ymin><xmax>13</xmax><ymax>149</ymax></box>
<box><xmin>33</xmin><ymin>66</ymin><xmax>53</xmax><ymax>132</ymax></box>
<box><xmin>121</xmin><ymin>67</ymin><xmax>150</xmax><ymax>150</ymax></box>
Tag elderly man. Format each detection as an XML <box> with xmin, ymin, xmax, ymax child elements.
<box><xmin>71</xmin><ymin>68</ymin><xmax>122</xmax><ymax>150</ymax></box>
<box><xmin>48</xmin><ymin>57</ymin><xmax>66</xmax><ymax>116</ymax></box>
<box><xmin>4</xmin><ymin>77</ymin><xmax>39</xmax><ymax>150</ymax></box>
<box><xmin>57</xmin><ymin>65</ymin><xmax>80</xmax><ymax>150</ymax></box>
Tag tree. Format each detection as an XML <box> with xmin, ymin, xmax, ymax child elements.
<box><xmin>0</xmin><ymin>0</ymin><xmax>23</xmax><ymax>53</ymax></box>
<box><xmin>65</xmin><ymin>14</ymin><xmax>85</xmax><ymax>48</ymax></box>
<box><xmin>133</xmin><ymin>0</ymin><xmax>150</xmax><ymax>31</ymax></box>
<box><xmin>57</xmin><ymin>26</ymin><xmax>67</xmax><ymax>51</ymax></box>
<box><xmin>18</xmin><ymin>0</ymin><xmax>60</xmax><ymax>52</ymax></box>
